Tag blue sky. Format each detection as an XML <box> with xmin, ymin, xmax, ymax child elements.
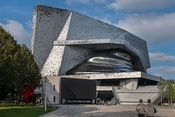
<box><xmin>0</xmin><ymin>0</ymin><xmax>175</xmax><ymax>80</ymax></box>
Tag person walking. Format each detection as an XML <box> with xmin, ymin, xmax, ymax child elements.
<box><xmin>136</xmin><ymin>99</ymin><xmax>146</xmax><ymax>117</ymax></box>
<box><xmin>145</xmin><ymin>99</ymin><xmax>157</xmax><ymax>117</ymax></box>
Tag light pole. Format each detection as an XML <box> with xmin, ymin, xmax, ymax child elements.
<box><xmin>44</xmin><ymin>76</ymin><xmax>47</xmax><ymax>111</ymax></box>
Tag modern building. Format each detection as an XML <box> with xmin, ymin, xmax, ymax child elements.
<box><xmin>32</xmin><ymin>5</ymin><xmax>160</xmax><ymax>105</ymax></box>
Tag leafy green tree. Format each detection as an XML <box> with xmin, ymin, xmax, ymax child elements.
<box><xmin>157</xmin><ymin>77</ymin><xmax>167</xmax><ymax>106</ymax></box>
<box><xmin>0</xmin><ymin>26</ymin><xmax>41</xmax><ymax>101</ymax></box>
<box><xmin>13</xmin><ymin>44</ymin><xmax>41</xmax><ymax>102</ymax></box>
<box><xmin>166</xmin><ymin>79</ymin><xmax>175</xmax><ymax>106</ymax></box>
<box><xmin>0</xmin><ymin>26</ymin><xmax>19</xmax><ymax>99</ymax></box>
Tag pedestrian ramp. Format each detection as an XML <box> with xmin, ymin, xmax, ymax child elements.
<box><xmin>112</xmin><ymin>85</ymin><xmax>160</xmax><ymax>105</ymax></box>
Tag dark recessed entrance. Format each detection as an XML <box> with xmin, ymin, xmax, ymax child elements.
<box><xmin>61</xmin><ymin>78</ymin><xmax>96</xmax><ymax>104</ymax></box>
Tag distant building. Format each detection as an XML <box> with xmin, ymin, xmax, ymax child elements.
<box><xmin>32</xmin><ymin>5</ymin><xmax>160</xmax><ymax>105</ymax></box>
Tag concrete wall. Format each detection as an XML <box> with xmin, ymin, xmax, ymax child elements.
<box><xmin>120</xmin><ymin>79</ymin><xmax>138</xmax><ymax>90</ymax></box>
<box><xmin>45</xmin><ymin>76</ymin><xmax>61</xmax><ymax>104</ymax></box>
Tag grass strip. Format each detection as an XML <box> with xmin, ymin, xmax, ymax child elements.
<box><xmin>0</xmin><ymin>105</ymin><xmax>57</xmax><ymax>117</ymax></box>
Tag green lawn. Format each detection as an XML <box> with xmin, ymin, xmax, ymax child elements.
<box><xmin>0</xmin><ymin>105</ymin><xmax>57</xmax><ymax>117</ymax></box>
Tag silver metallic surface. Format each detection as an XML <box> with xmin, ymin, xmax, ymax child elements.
<box><xmin>32</xmin><ymin>5</ymin><xmax>150</xmax><ymax>76</ymax></box>
<box><xmin>74</xmin><ymin>50</ymin><xmax>133</xmax><ymax>74</ymax></box>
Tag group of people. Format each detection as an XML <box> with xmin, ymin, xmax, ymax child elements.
<box><xmin>136</xmin><ymin>99</ymin><xmax>157</xmax><ymax>117</ymax></box>
<box><xmin>97</xmin><ymin>100</ymin><xmax>111</xmax><ymax>106</ymax></box>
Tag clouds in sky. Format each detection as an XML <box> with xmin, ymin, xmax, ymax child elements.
<box><xmin>148</xmin><ymin>66</ymin><xmax>175</xmax><ymax>78</ymax></box>
<box><xmin>66</xmin><ymin>0</ymin><xmax>90</xmax><ymax>5</ymax></box>
<box><xmin>108</xmin><ymin>0</ymin><xmax>175</xmax><ymax>10</ymax></box>
<box><xmin>148</xmin><ymin>52</ymin><xmax>175</xmax><ymax>79</ymax></box>
<box><xmin>149</xmin><ymin>52</ymin><xmax>175</xmax><ymax>62</ymax></box>
<box><xmin>0</xmin><ymin>19</ymin><xmax>31</xmax><ymax>47</ymax></box>
<box><xmin>116</xmin><ymin>13</ymin><xmax>175</xmax><ymax>44</ymax></box>
<box><xmin>66</xmin><ymin>0</ymin><xmax>108</xmax><ymax>4</ymax></box>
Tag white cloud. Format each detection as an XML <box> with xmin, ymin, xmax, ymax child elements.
<box><xmin>149</xmin><ymin>52</ymin><xmax>175</xmax><ymax>62</ymax></box>
<box><xmin>148</xmin><ymin>66</ymin><xmax>175</xmax><ymax>79</ymax></box>
<box><xmin>66</xmin><ymin>0</ymin><xmax>90</xmax><ymax>5</ymax></box>
<box><xmin>94</xmin><ymin>0</ymin><xmax>108</xmax><ymax>4</ymax></box>
<box><xmin>0</xmin><ymin>19</ymin><xmax>31</xmax><ymax>47</ymax></box>
<box><xmin>116</xmin><ymin>13</ymin><xmax>175</xmax><ymax>44</ymax></box>
<box><xmin>66</xmin><ymin>0</ymin><xmax>108</xmax><ymax>5</ymax></box>
<box><xmin>108</xmin><ymin>0</ymin><xmax>175</xmax><ymax>11</ymax></box>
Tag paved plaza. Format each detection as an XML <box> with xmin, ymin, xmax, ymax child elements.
<box><xmin>40</xmin><ymin>105</ymin><xmax>175</xmax><ymax>117</ymax></box>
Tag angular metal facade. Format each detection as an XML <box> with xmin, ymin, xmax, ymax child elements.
<box><xmin>32</xmin><ymin>5</ymin><xmax>150</xmax><ymax>76</ymax></box>
<box><xmin>32</xmin><ymin>5</ymin><xmax>160</xmax><ymax>105</ymax></box>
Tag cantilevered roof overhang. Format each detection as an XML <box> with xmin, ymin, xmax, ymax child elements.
<box><xmin>60</xmin><ymin>71</ymin><xmax>160</xmax><ymax>82</ymax></box>
<box><xmin>54</xmin><ymin>39</ymin><xmax>147</xmax><ymax>72</ymax></box>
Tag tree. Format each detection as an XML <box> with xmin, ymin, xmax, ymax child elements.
<box><xmin>13</xmin><ymin>44</ymin><xmax>41</xmax><ymax>102</ymax></box>
<box><xmin>166</xmin><ymin>79</ymin><xmax>175</xmax><ymax>107</ymax></box>
<box><xmin>0</xmin><ymin>26</ymin><xmax>41</xmax><ymax>101</ymax></box>
<box><xmin>0</xmin><ymin>26</ymin><xmax>19</xmax><ymax>100</ymax></box>
<box><xmin>157</xmin><ymin>77</ymin><xmax>167</xmax><ymax>106</ymax></box>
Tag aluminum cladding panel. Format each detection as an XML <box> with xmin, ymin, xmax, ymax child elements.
<box><xmin>66</xmin><ymin>12</ymin><xmax>150</xmax><ymax>69</ymax></box>
<box><xmin>31</xmin><ymin>5</ymin><xmax>71</xmax><ymax>70</ymax></box>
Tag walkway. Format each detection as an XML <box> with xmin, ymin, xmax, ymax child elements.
<box><xmin>40</xmin><ymin>105</ymin><xmax>175</xmax><ymax>117</ymax></box>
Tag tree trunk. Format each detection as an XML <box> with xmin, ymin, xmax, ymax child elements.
<box><xmin>171</xmin><ymin>96</ymin><xmax>172</xmax><ymax>107</ymax></box>
<box><xmin>18</xmin><ymin>91</ymin><xmax>22</xmax><ymax>103</ymax></box>
<box><xmin>11</xmin><ymin>90</ymin><xmax>14</xmax><ymax>100</ymax></box>
<box><xmin>161</xmin><ymin>94</ymin><xmax>162</xmax><ymax>106</ymax></box>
